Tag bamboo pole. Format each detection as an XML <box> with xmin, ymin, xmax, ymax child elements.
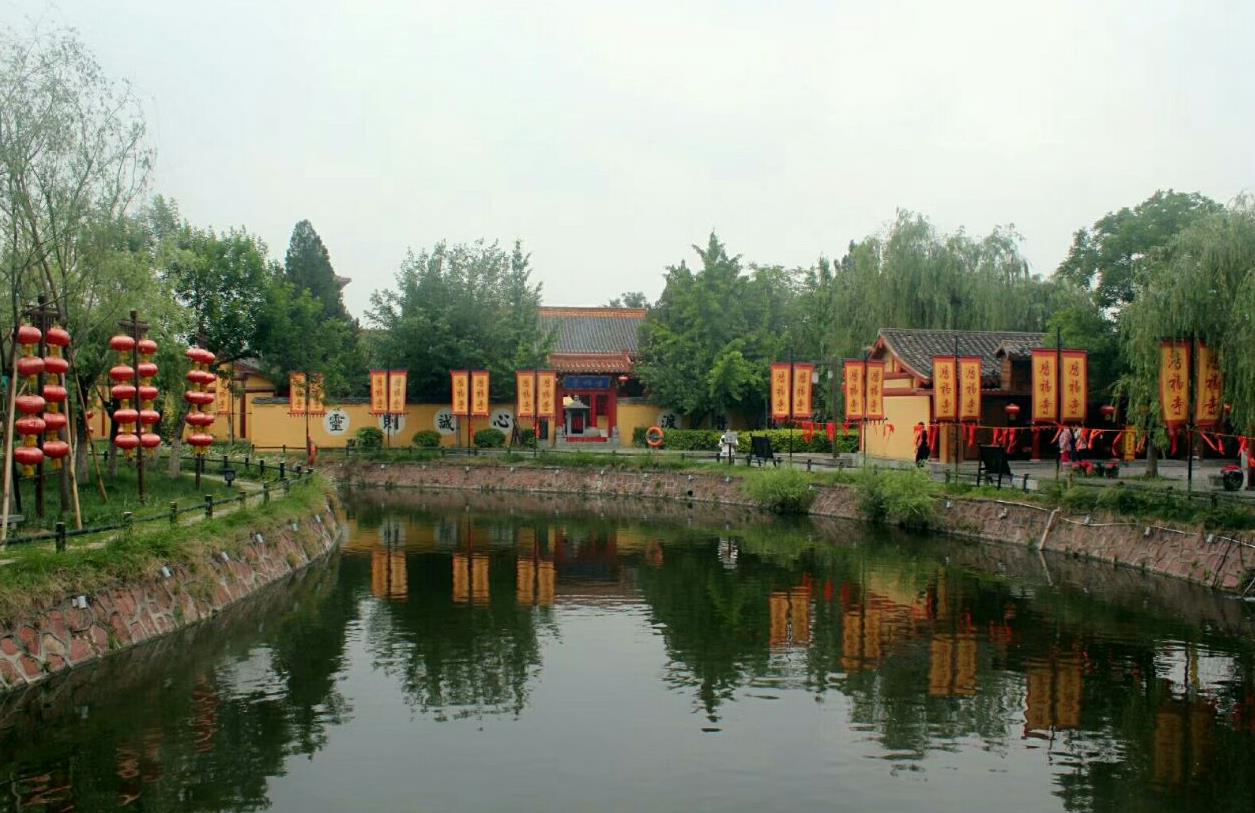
<box><xmin>1</xmin><ymin>335</ymin><xmax>21</xmax><ymax>546</ymax></box>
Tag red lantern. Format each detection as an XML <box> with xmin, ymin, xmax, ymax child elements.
<box><xmin>137</xmin><ymin>338</ymin><xmax>158</xmax><ymax>355</ymax></box>
<box><xmin>16</xmin><ymin>394</ymin><xmax>45</xmax><ymax>415</ymax></box>
<box><xmin>187</xmin><ymin>433</ymin><xmax>214</xmax><ymax>449</ymax></box>
<box><xmin>186</xmin><ymin>412</ymin><xmax>215</xmax><ymax>427</ymax></box>
<box><xmin>137</xmin><ymin>361</ymin><xmax>158</xmax><ymax>379</ymax></box>
<box><xmin>185</xmin><ymin>390</ymin><xmax>214</xmax><ymax>406</ymax></box>
<box><xmin>44</xmin><ymin>327</ymin><xmax>70</xmax><ymax>347</ymax></box>
<box><xmin>110</xmin><ymin>365</ymin><xmax>135</xmax><ymax>382</ymax></box>
<box><xmin>113</xmin><ymin>408</ymin><xmax>139</xmax><ymax>426</ymax></box>
<box><xmin>42</xmin><ymin>412</ymin><xmax>67</xmax><ymax>432</ymax></box>
<box><xmin>15</xmin><ymin>416</ymin><xmax>46</xmax><ymax>436</ymax></box>
<box><xmin>138</xmin><ymin>385</ymin><xmax>159</xmax><ymax>402</ymax></box>
<box><xmin>1100</xmin><ymin>404</ymin><xmax>1116</xmax><ymax>421</ymax></box>
<box><xmin>139</xmin><ymin>409</ymin><xmax>161</xmax><ymax>425</ymax></box>
<box><xmin>140</xmin><ymin>433</ymin><xmax>161</xmax><ymax>449</ymax></box>
<box><xmin>16</xmin><ymin>325</ymin><xmax>41</xmax><ymax>345</ymax></box>
<box><xmin>109</xmin><ymin>335</ymin><xmax>135</xmax><ymax>353</ymax></box>
<box><xmin>113</xmin><ymin>433</ymin><xmax>140</xmax><ymax>452</ymax></box>
<box><xmin>42</xmin><ymin>440</ymin><xmax>69</xmax><ymax>461</ymax></box>
<box><xmin>43</xmin><ymin>356</ymin><xmax>69</xmax><ymax>375</ymax></box>
<box><xmin>14</xmin><ymin>446</ymin><xmax>43</xmax><ymax>471</ymax></box>
<box><xmin>111</xmin><ymin>384</ymin><xmax>137</xmax><ymax>402</ymax></box>
<box><xmin>1005</xmin><ymin>403</ymin><xmax>1021</xmax><ymax>419</ymax></box>
<box><xmin>42</xmin><ymin>384</ymin><xmax>67</xmax><ymax>403</ymax></box>
<box><xmin>186</xmin><ymin>369</ymin><xmax>215</xmax><ymax>386</ymax></box>
<box><xmin>15</xmin><ymin>356</ymin><xmax>44</xmax><ymax>378</ymax></box>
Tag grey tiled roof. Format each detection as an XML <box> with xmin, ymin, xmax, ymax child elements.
<box><xmin>878</xmin><ymin>328</ymin><xmax>1045</xmax><ymax>383</ymax></box>
<box><xmin>539</xmin><ymin>307</ymin><xmax>647</xmax><ymax>354</ymax></box>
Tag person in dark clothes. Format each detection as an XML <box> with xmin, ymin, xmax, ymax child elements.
<box><xmin>914</xmin><ymin>422</ymin><xmax>930</xmax><ymax>467</ymax></box>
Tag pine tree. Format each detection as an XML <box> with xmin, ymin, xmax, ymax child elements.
<box><xmin>284</xmin><ymin>220</ymin><xmax>350</xmax><ymax>320</ymax></box>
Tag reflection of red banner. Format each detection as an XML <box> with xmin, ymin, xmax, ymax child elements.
<box><xmin>865</xmin><ymin>361</ymin><xmax>885</xmax><ymax>420</ymax></box>
<box><xmin>843</xmin><ymin>360</ymin><xmax>865</xmax><ymax>421</ymax></box>
<box><xmin>471</xmin><ymin>370</ymin><xmax>490</xmax><ymax>417</ymax></box>
<box><xmin>792</xmin><ymin>363</ymin><xmax>815</xmax><ymax>419</ymax></box>
<box><xmin>536</xmin><ymin>371</ymin><xmax>557</xmax><ymax>418</ymax></box>
<box><xmin>771</xmin><ymin>364</ymin><xmax>791</xmax><ymax>420</ymax></box>
<box><xmin>1195</xmin><ymin>342</ymin><xmax>1222</xmax><ymax>428</ymax></box>
<box><xmin>1159</xmin><ymin>341</ymin><xmax>1190</xmax><ymax>429</ymax></box>
<box><xmin>958</xmin><ymin>356</ymin><xmax>981</xmax><ymax>421</ymax></box>
<box><xmin>451</xmin><ymin>370</ymin><xmax>470</xmax><ymax>416</ymax></box>
<box><xmin>1030</xmin><ymin>350</ymin><xmax>1058</xmax><ymax>424</ymax></box>
<box><xmin>1060</xmin><ymin>351</ymin><xmax>1087</xmax><ymax>423</ymax></box>
<box><xmin>516</xmin><ymin>372</ymin><xmax>535</xmax><ymax>418</ymax></box>
<box><xmin>932</xmin><ymin>356</ymin><xmax>957</xmax><ymax>421</ymax></box>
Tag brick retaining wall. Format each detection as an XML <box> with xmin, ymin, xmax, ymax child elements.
<box><xmin>346</xmin><ymin>462</ymin><xmax>1255</xmax><ymax>593</ymax></box>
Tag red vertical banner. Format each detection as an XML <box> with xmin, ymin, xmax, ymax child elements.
<box><xmin>1195</xmin><ymin>342</ymin><xmax>1222</xmax><ymax>428</ymax></box>
<box><xmin>792</xmin><ymin>363</ymin><xmax>815</xmax><ymax>419</ymax></box>
<box><xmin>369</xmin><ymin>370</ymin><xmax>388</xmax><ymax>415</ymax></box>
<box><xmin>1159</xmin><ymin>341</ymin><xmax>1190</xmax><ymax>429</ymax></box>
<box><xmin>770</xmin><ymin>363</ymin><xmax>791</xmax><ymax>420</ymax></box>
<box><xmin>1030</xmin><ymin>350</ymin><xmax>1058</xmax><ymax>424</ymax></box>
<box><xmin>471</xmin><ymin>370</ymin><xmax>491</xmax><ymax>417</ymax></box>
<box><xmin>932</xmin><ymin>356</ymin><xmax>957</xmax><ymax>422</ymax></box>
<box><xmin>387</xmin><ymin>370</ymin><xmax>407</xmax><ymax>414</ymax></box>
<box><xmin>843</xmin><ymin>360</ymin><xmax>865</xmax><ymax>421</ymax></box>
<box><xmin>289</xmin><ymin>372</ymin><xmax>307</xmax><ymax>416</ymax></box>
<box><xmin>1060</xmin><ymin>351</ymin><xmax>1087</xmax><ymax>424</ymax></box>
<box><xmin>865</xmin><ymin>361</ymin><xmax>885</xmax><ymax>420</ymax></box>
<box><xmin>957</xmin><ymin>356</ymin><xmax>982</xmax><ymax>422</ymax></box>
<box><xmin>536</xmin><ymin>371</ymin><xmax>557</xmax><ymax>418</ymax></box>
<box><xmin>308</xmin><ymin>373</ymin><xmax>327</xmax><ymax>416</ymax></box>
<box><xmin>451</xmin><ymin>370</ymin><xmax>470</xmax><ymax>416</ymax></box>
<box><xmin>516</xmin><ymin>372</ymin><xmax>535</xmax><ymax>418</ymax></box>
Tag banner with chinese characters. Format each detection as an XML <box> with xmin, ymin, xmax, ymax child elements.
<box><xmin>1060</xmin><ymin>351</ymin><xmax>1087</xmax><ymax>423</ymax></box>
<box><xmin>1030</xmin><ymin>350</ymin><xmax>1058</xmax><ymax>424</ymax></box>
<box><xmin>865</xmin><ymin>361</ymin><xmax>885</xmax><ymax>420</ymax></box>
<box><xmin>791</xmin><ymin>363</ymin><xmax>815</xmax><ymax>419</ymax></box>
<box><xmin>305</xmin><ymin>373</ymin><xmax>326</xmax><ymax>416</ymax></box>
<box><xmin>369</xmin><ymin>370</ymin><xmax>388</xmax><ymax>415</ymax></box>
<box><xmin>289</xmin><ymin>372</ymin><xmax>307</xmax><ymax>416</ymax></box>
<box><xmin>770</xmin><ymin>363</ymin><xmax>791</xmax><ymax>420</ymax></box>
<box><xmin>1159</xmin><ymin>341</ymin><xmax>1190</xmax><ymax>429</ymax></box>
<box><xmin>516</xmin><ymin>371</ymin><xmax>535</xmax><ymax>418</ymax></box>
<box><xmin>957</xmin><ymin>356</ymin><xmax>982</xmax><ymax>422</ymax></box>
<box><xmin>451</xmin><ymin>370</ymin><xmax>470</xmax><ymax>416</ymax></box>
<box><xmin>843</xmin><ymin>360</ymin><xmax>865</xmax><ymax>421</ymax></box>
<box><xmin>536</xmin><ymin>371</ymin><xmax>557</xmax><ymax>418</ymax></box>
<box><xmin>1195</xmin><ymin>342</ymin><xmax>1223</xmax><ymax>428</ymax></box>
<box><xmin>212</xmin><ymin>373</ymin><xmax>229</xmax><ymax>414</ymax></box>
<box><xmin>471</xmin><ymin>370</ymin><xmax>490</xmax><ymax>417</ymax></box>
<box><xmin>387</xmin><ymin>370</ymin><xmax>406</xmax><ymax>414</ymax></box>
<box><xmin>932</xmin><ymin>356</ymin><xmax>957</xmax><ymax>422</ymax></box>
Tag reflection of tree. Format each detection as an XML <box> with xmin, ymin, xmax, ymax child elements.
<box><xmin>363</xmin><ymin>548</ymin><xmax>544</xmax><ymax>719</ymax></box>
<box><xmin>0</xmin><ymin>560</ymin><xmax>360</xmax><ymax>811</ymax></box>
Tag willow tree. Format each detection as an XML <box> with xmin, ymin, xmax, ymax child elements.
<box><xmin>1118</xmin><ymin>199</ymin><xmax>1255</xmax><ymax>470</ymax></box>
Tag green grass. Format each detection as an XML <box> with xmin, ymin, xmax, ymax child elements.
<box><xmin>0</xmin><ymin>476</ymin><xmax>331</xmax><ymax>621</ymax></box>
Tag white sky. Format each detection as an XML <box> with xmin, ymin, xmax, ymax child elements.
<box><xmin>5</xmin><ymin>0</ymin><xmax>1253</xmax><ymax>318</ymax></box>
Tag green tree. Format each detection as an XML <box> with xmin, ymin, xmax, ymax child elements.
<box><xmin>1057</xmin><ymin>190</ymin><xmax>1222</xmax><ymax>310</ymax></box>
<box><xmin>607</xmin><ymin>291</ymin><xmax>650</xmax><ymax>308</ymax></box>
<box><xmin>367</xmin><ymin>240</ymin><xmax>549</xmax><ymax>401</ymax></box>
<box><xmin>284</xmin><ymin>219</ymin><xmax>350</xmax><ymax>321</ymax></box>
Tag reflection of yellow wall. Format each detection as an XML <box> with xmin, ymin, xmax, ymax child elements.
<box><xmin>864</xmin><ymin>394</ymin><xmax>930</xmax><ymax>461</ymax></box>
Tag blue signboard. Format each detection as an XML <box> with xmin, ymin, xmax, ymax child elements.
<box><xmin>563</xmin><ymin>375</ymin><xmax>612</xmax><ymax>390</ymax></box>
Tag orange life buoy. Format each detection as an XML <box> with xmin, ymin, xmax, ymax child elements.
<box><xmin>645</xmin><ymin>426</ymin><xmax>665</xmax><ymax>448</ymax></box>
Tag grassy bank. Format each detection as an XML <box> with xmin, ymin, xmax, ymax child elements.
<box><xmin>0</xmin><ymin>476</ymin><xmax>331</xmax><ymax>621</ymax></box>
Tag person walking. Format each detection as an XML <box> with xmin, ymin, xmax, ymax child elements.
<box><xmin>914</xmin><ymin>422</ymin><xmax>930</xmax><ymax>467</ymax></box>
<box><xmin>1072</xmin><ymin>426</ymin><xmax>1087</xmax><ymax>462</ymax></box>
<box><xmin>1059</xmin><ymin>426</ymin><xmax>1074</xmax><ymax>463</ymax></box>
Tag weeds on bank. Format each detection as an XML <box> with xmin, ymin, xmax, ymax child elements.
<box><xmin>0</xmin><ymin>477</ymin><xmax>329</xmax><ymax>621</ymax></box>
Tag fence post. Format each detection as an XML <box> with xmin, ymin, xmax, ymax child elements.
<box><xmin>244</xmin><ymin>455</ymin><xmax>250</xmax><ymax>473</ymax></box>
<box><xmin>122</xmin><ymin>511</ymin><xmax>134</xmax><ymax>536</ymax></box>
<box><xmin>222</xmin><ymin>454</ymin><xmax>228</xmax><ymax>473</ymax></box>
<box><xmin>204</xmin><ymin>495</ymin><xmax>214</xmax><ymax>518</ymax></box>
<box><xmin>259</xmin><ymin>459</ymin><xmax>266</xmax><ymax>479</ymax></box>
<box><xmin>170</xmin><ymin>501</ymin><xmax>178</xmax><ymax>525</ymax></box>
<box><xmin>55</xmin><ymin>521</ymin><xmax>66</xmax><ymax>553</ymax></box>
<box><xmin>279</xmin><ymin>461</ymin><xmax>286</xmax><ymax>481</ymax></box>
<box><xmin>263</xmin><ymin>481</ymin><xmax>271</xmax><ymax>504</ymax></box>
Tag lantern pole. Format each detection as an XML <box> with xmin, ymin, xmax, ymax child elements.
<box><xmin>304</xmin><ymin>369</ymin><xmax>311</xmax><ymax>464</ymax></box>
<box><xmin>1187</xmin><ymin>333</ymin><xmax>1196</xmax><ymax>493</ymax></box>
<box><xmin>0</xmin><ymin>328</ymin><xmax>20</xmax><ymax>546</ymax></box>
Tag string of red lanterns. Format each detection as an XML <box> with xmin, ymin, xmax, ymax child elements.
<box><xmin>41</xmin><ymin>326</ymin><xmax>71</xmax><ymax>467</ymax></box>
<box><xmin>184</xmin><ymin>346</ymin><xmax>216</xmax><ymax>454</ymax></box>
<box><xmin>109</xmin><ymin>334</ymin><xmax>140</xmax><ymax>457</ymax></box>
<box><xmin>14</xmin><ymin>325</ymin><xmax>45</xmax><ymax>475</ymax></box>
<box><xmin>137</xmin><ymin>337</ymin><xmax>161</xmax><ymax>454</ymax></box>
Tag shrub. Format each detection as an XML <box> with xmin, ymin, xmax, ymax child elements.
<box><xmin>855</xmin><ymin>468</ymin><xmax>888</xmax><ymax>523</ymax></box>
<box><xmin>473</xmin><ymin>428</ymin><xmax>506</xmax><ymax>448</ymax></box>
<box><xmin>412</xmin><ymin>429</ymin><xmax>442</xmax><ymax>448</ymax></box>
<box><xmin>515</xmin><ymin>428</ymin><xmax>536</xmax><ymax>448</ymax></box>
<box><xmin>355</xmin><ymin>426</ymin><xmax>384</xmax><ymax>450</ymax></box>
<box><xmin>630</xmin><ymin>426</ymin><xmax>858</xmax><ymax>454</ymax></box>
<box><xmin>879</xmin><ymin>468</ymin><xmax>938</xmax><ymax>529</ymax></box>
<box><xmin>741</xmin><ymin>469</ymin><xmax>816</xmax><ymax>514</ymax></box>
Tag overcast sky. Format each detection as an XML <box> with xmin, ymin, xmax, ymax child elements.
<box><xmin>5</xmin><ymin>0</ymin><xmax>1253</xmax><ymax>318</ymax></box>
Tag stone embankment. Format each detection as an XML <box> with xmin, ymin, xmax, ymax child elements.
<box><xmin>345</xmin><ymin>462</ymin><xmax>1255</xmax><ymax>593</ymax></box>
<box><xmin>0</xmin><ymin>493</ymin><xmax>344</xmax><ymax>694</ymax></box>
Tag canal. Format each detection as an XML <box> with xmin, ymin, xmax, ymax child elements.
<box><xmin>3</xmin><ymin>489</ymin><xmax>1255</xmax><ymax>811</ymax></box>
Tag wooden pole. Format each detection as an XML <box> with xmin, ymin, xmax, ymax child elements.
<box><xmin>0</xmin><ymin>333</ymin><xmax>21</xmax><ymax>546</ymax></box>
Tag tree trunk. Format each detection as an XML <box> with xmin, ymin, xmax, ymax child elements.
<box><xmin>1146</xmin><ymin>439</ymin><xmax>1159</xmax><ymax>479</ymax></box>
<box><xmin>167</xmin><ymin>400</ymin><xmax>190</xmax><ymax>477</ymax></box>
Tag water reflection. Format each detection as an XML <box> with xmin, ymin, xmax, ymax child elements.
<box><xmin>2</xmin><ymin>493</ymin><xmax>1255</xmax><ymax>811</ymax></box>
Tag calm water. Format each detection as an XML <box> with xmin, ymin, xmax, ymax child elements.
<box><xmin>3</xmin><ymin>490</ymin><xmax>1255</xmax><ymax>812</ymax></box>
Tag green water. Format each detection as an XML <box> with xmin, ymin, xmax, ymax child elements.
<box><xmin>3</xmin><ymin>490</ymin><xmax>1255</xmax><ymax>811</ymax></box>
